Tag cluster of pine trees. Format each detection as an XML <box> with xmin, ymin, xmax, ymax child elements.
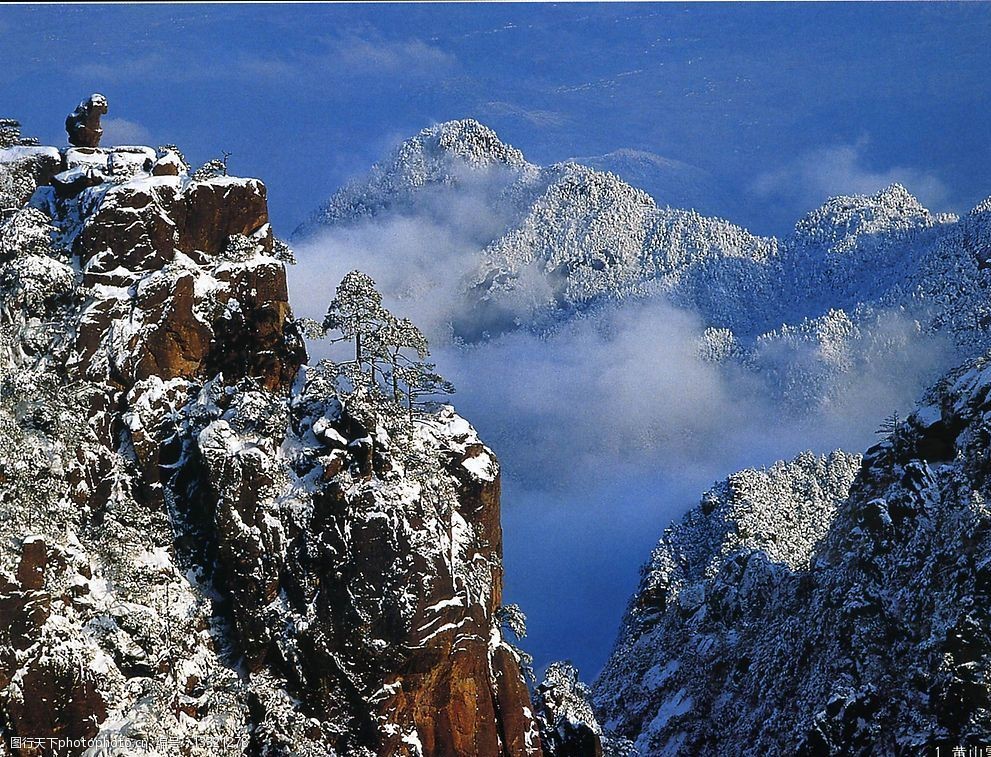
<box><xmin>315</xmin><ymin>270</ymin><xmax>454</xmax><ymax>426</ymax></box>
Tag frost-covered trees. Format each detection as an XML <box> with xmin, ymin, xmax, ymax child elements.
<box><xmin>321</xmin><ymin>270</ymin><xmax>454</xmax><ymax>423</ymax></box>
<box><xmin>0</xmin><ymin>208</ymin><xmax>76</xmax><ymax>362</ymax></box>
<box><xmin>497</xmin><ymin>603</ymin><xmax>528</xmax><ymax>640</ymax></box>
<box><xmin>324</xmin><ymin>270</ymin><xmax>387</xmax><ymax>369</ymax></box>
<box><xmin>221</xmin><ymin>233</ymin><xmax>260</xmax><ymax>263</ymax></box>
<box><xmin>0</xmin><ymin>118</ymin><xmax>38</xmax><ymax>148</ymax></box>
<box><xmin>532</xmin><ymin>661</ymin><xmax>617</xmax><ymax>756</ymax></box>
<box><xmin>1</xmin><ymin>121</ymin><xmax>47</xmax><ymax>214</ymax></box>
<box><xmin>191</xmin><ymin>158</ymin><xmax>228</xmax><ymax>181</ymax></box>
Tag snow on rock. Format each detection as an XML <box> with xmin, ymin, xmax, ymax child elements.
<box><xmin>595</xmin><ymin>353</ymin><xmax>991</xmax><ymax>752</ymax></box>
<box><xmin>0</xmin><ymin>127</ymin><xmax>538</xmax><ymax>755</ymax></box>
<box><xmin>0</xmin><ymin>145</ymin><xmax>61</xmax><ymax>165</ymax></box>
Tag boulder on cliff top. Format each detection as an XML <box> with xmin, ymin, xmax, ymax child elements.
<box><xmin>66</xmin><ymin>94</ymin><xmax>108</xmax><ymax>148</ymax></box>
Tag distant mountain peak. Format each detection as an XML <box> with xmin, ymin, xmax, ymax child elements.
<box><xmin>575</xmin><ymin>148</ymin><xmax>698</xmax><ymax>173</ymax></box>
<box><xmin>812</xmin><ymin>182</ymin><xmax>928</xmax><ymax>222</ymax></box>
<box><xmin>417</xmin><ymin>118</ymin><xmax>531</xmax><ymax>169</ymax></box>
<box><xmin>970</xmin><ymin>194</ymin><xmax>991</xmax><ymax>216</ymax></box>
<box><xmin>790</xmin><ymin>182</ymin><xmax>935</xmax><ymax>254</ymax></box>
<box><xmin>294</xmin><ymin>119</ymin><xmax>537</xmax><ymax>236</ymax></box>
<box><xmin>568</xmin><ymin>147</ymin><xmax>732</xmax><ymax>218</ymax></box>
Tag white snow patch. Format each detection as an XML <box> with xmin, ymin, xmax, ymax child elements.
<box><xmin>135</xmin><ymin>546</ymin><xmax>173</xmax><ymax>572</ymax></box>
<box><xmin>65</xmin><ymin>147</ymin><xmax>109</xmax><ymax>171</ymax></box>
<box><xmin>462</xmin><ymin>450</ymin><xmax>496</xmax><ymax>481</ymax></box>
<box><xmin>641</xmin><ymin>660</ymin><xmax>679</xmax><ymax>692</ymax></box>
<box><xmin>401</xmin><ymin>730</ymin><xmax>424</xmax><ymax>756</ymax></box>
<box><xmin>646</xmin><ymin>688</ymin><xmax>693</xmax><ymax>734</ymax></box>
<box><xmin>0</xmin><ymin>145</ymin><xmax>60</xmax><ymax>163</ymax></box>
<box><xmin>912</xmin><ymin>405</ymin><xmax>942</xmax><ymax>428</ymax></box>
<box><xmin>424</xmin><ymin>596</ymin><xmax>464</xmax><ymax>613</ymax></box>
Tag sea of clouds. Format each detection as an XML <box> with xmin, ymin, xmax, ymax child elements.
<box><xmin>287</xmin><ymin>175</ymin><xmax>954</xmax><ymax>675</ymax></box>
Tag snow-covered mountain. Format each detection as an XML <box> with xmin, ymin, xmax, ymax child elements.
<box><xmin>595</xmin><ymin>351</ymin><xmax>991</xmax><ymax>754</ymax></box>
<box><xmin>295</xmin><ymin>119</ymin><xmax>541</xmax><ymax>234</ymax></box>
<box><xmin>296</xmin><ymin>119</ymin><xmax>990</xmax><ymax>369</ymax></box>
<box><xmin>297</xmin><ymin>119</ymin><xmax>991</xmax><ymax>754</ymax></box>
<box><xmin>570</xmin><ymin>148</ymin><xmax>743</xmax><ymax>223</ymax></box>
<box><xmin>295</xmin><ymin>120</ymin><xmax>781</xmax><ymax>339</ymax></box>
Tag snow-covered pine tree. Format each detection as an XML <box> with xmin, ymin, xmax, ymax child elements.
<box><xmin>369</xmin><ymin>315</ymin><xmax>428</xmax><ymax>403</ymax></box>
<box><xmin>320</xmin><ymin>270</ymin><xmax>455</xmax><ymax>427</ymax></box>
<box><xmin>324</xmin><ymin>270</ymin><xmax>388</xmax><ymax>371</ymax></box>
<box><xmin>0</xmin><ymin>118</ymin><xmax>38</xmax><ymax>148</ymax></box>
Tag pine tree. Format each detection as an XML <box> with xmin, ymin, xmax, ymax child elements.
<box><xmin>397</xmin><ymin>360</ymin><xmax>455</xmax><ymax>425</ymax></box>
<box><xmin>370</xmin><ymin>315</ymin><xmax>428</xmax><ymax>403</ymax></box>
<box><xmin>0</xmin><ymin>118</ymin><xmax>38</xmax><ymax>149</ymax></box>
<box><xmin>323</xmin><ymin>270</ymin><xmax>388</xmax><ymax>372</ymax></box>
<box><xmin>321</xmin><ymin>270</ymin><xmax>455</xmax><ymax>426</ymax></box>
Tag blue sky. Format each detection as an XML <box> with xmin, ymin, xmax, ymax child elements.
<box><xmin>3</xmin><ymin>3</ymin><xmax>990</xmax><ymax>237</ymax></box>
<box><xmin>4</xmin><ymin>2</ymin><xmax>991</xmax><ymax>677</ymax></box>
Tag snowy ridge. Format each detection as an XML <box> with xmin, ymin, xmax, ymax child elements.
<box><xmin>595</xmin><ymin>347</ymin><xmax>991</xmax><ymax>753</ymax></box>
<box><xmin>297</xmin><ymin>121</ymin><xmax>991</xmax><ymax>401</ymax></box>
<box><xmin>295</xmin><ymin>119</ymin><xmax>541</xmax><ymax>233</ymax></box>
<box><xmin>468</xmin><ymin>162</ymin><xmax>778</xmax><ymax>333</ymax></box>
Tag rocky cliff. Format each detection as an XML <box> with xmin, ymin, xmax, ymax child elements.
<box><xmin>0</xmin><ymin>126</ymin><xmax>539</xmax><ymax>754</ymax></box>
<box><xmin>595</xmin><ymin>360</ymin><xmax>991</xmax><ymax>753</ymax></box>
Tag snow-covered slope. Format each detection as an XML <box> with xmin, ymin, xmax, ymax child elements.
<box><xmin>571</xmin><ymin>148</ymin><xmax>743</xmax><ymax>223</ymax></box>
<box><xmin>295</xmin><ymin>119</ymin><xmax>542</xmax><ymax>234</ymax></box>
<box><xmin>595</xmin><ymin>350</ymin><xmax>991</xmax><ymax>753</ymax></box>
<box><xmin>466</xmin><ymin>162</ymin><xmax>777</xmax><ymax>336</ymax></box>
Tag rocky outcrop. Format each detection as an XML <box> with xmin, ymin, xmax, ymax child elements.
<box><xmin>65</xmin><ymin>94</ymin><xmax>108</xmax><ymax>148</ymax></box>
<box><xmin>595</xmin><ymin>360</ymin><xmax>991</xmax><ymax>753</ymax></box>
<box><xmin>532</xmin><ymin>662</ymin><xmax>606</xmax><ymax>757</ymax></box>
<box><xmin>0</xmin><ymin>146</ymin><xmax>61</xmax><ymax>213</ymax></box>
<box><xmin>28</xmin><ymin>149</ymin><xmax>301</xmax><ymax>394</ymax></box>
<box><xmin>0</xmin><ymin>122</ymin><xmax>539</xmax><ymax>755</ymax></box>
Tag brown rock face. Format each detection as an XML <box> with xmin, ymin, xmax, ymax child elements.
<box><xmin>69</xmin><ymin>174</ymin><xmax>303</xmax><ymax>391</ymax></box>
<box><xmin>133</xmin><ymin>271</ymin><xmax>214</xmax><ymax>379</ymax></box>
<box><xmin>374</xmin><ymin>464</ymin><xmax>539</xmax><ymax>757</ymax></box>
<box><xmin>74</xmin><ymin>176</ymin><xmax>272</xmax><ymax>268</ymax></box>
<box><xmin>0</xmin><ymin>544</ymin><xmax>106</xmax><ymax>755</ymax></box>
<box><xmin>74</xmin><ymin>179</ymin><xmax>182</xmax><ymax>271</ymax></box>
<box><xmin>177</xmin><ymin>177</ymin><xmax>274</xmax><ymax>257</ymax></box>
<box><xmin>16</xmin><ymin>537</ymin><xmax>48</xmax><ymax>591</ymax></box>
<box><xmin>4</xmin><ymin>656</ymin><xmax>107</xmax><ymax>755</ymax></box>
<box><xmin>194</xmin><ymin>396</ymin><xmax>542</xmax><ymax>755</ymax></box>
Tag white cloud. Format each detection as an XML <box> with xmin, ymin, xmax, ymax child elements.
<box><xmin>289</xmin><ymin>162</ymin><xmax>521</xmax><ymax>338</ymax></box>
<box><xmin>752</xmin><ymin>138</ymin><xmax>950</xmax><ymax>214</ymax></box>
<box><xmin>74</xmin><ymin>52</ymin><xmax>174</xmax><ymax>83</ymax></box>
<box><xmin>288</xmin><ymin>175</ymin><xmax>955</xmax><ymax>673</ymax></box>
<box><xmin>480</xmin><ymin>101</ymin><xmax>567</xmax><ymax>128</ymax></box>
<box><xmin>72</xmin><ymin>33</ymin><xmax>455</xmax><ymax>87</ymax></box>
<box><xmin>236</xmin><ymin>33</ymin><xmax>456</xmax><ymax>85</ymax></box>
<box><xmin>291</xmin><ymin>178</ymin><xmax>949</xmax><ymax>494</ymax></box>
<box><xmin>100</xmin><ymin>117</ymin><xmax>153</xmax><ymax>147</ymax></box>
<box><xmin>329</xmin><ymin>33</ymin><xmax>455</xmax><ymax>73</ymax></box>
